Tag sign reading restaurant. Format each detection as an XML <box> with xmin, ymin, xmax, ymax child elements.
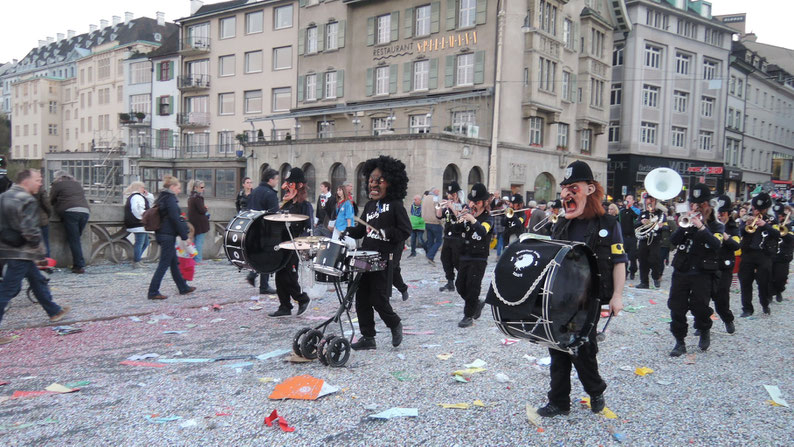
<box><xmin>372</xmin><ymin>30</ymin><xmax>478</xmax><ymax>60</ymax></box>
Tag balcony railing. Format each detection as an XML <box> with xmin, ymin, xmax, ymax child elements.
<box><xmin>181</xmin><ymin>36</ymin><xmax>211</xmax><ymax>54</ymax></box>
<box><xmin>132</xmin><ymin>144</ymin><xmax>245</xmax><ymax>159</ymax></box>
<box><xmin>119</xmin><ymin>113</ymin><xmax>151</xmax><ymax>126</ymax></box>
<box><xmin>177</xmin><ymin>74</ymin><xmax>211</xmax><ymax>90</ymax></box>
<box><xmin>177</xmin><ymin>112</ymin><xmax>211</xmax><ymax>128</ymax></box>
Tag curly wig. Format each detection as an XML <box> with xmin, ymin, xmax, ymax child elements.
<box><xmin>362</xmin><ymin>155</ymin><xmax>409</xmax><ymax>201</ymax></box>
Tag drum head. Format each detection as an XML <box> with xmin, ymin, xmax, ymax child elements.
<box><xmin>225</xmin><ymin>211</ymin><xmax>290</xmax><ymax>274</ymax></box>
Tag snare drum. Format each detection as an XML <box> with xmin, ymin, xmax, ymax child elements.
<box><xmin>485</xmin><ymin>238</ymin><xmax>599</xmax><ymax>354</ymax></box>
<box><xmin>348</xmin><ymin>251</ymin><xmax>387</xmax><ymax>272</ymax></box>
<box><xmin>313</xmin><ymin>239</ymin><xmax>348</xmax><ymax>277</ymax></box>
<box><xmin>224</xmin><ymin>211</ymin><xmax>289</xmax><ymax>274</ymax></box>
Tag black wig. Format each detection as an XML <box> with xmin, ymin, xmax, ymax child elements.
<box><xmin>362</xmin><ymin>155</ymin><xmax>409</xmax><ymax>201</ymax></box>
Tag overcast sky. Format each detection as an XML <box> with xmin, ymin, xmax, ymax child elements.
<box><xmin>1</xmin><ymin>0</ymin><xmax>793</xmax><ymax>63</ymax></box>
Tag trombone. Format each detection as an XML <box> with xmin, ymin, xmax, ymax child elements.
<box><xmin>491</xmin><ymin>207</ymin><xmax>530</xmax><ymax>218</ymax></box>
<box><xmin>745</xmin><ymin>215</ymin><xmax>763</xmax><ymax>233</ymax></box>
<box><xmin>774</xmin><ymin>212</ymin><xmax>791</xmax><ymax>236</ymax></box>
<box><xmin>532</xmin><ymin>213</ymin><xmax>560</xmax><ymax>232</ymax></box>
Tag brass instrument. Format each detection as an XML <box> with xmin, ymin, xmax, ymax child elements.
<box><xmin>678</xmin><ymin>213</ymin><xmax>702</xmax><ymax>229</ymax></box>
<box><xmin>435</xmin><ymin>200</ymin><xmax>453</xmax><ymax>210</ymax></box>
<box><xmin>491</xmin><ymin>207</ymin><xmax>531</xmax><ymax>218</ymax></box>
<box><xmin>745</xmin><ymin>215</ymin><xmax>762</xmax><ymax>233</ymax></box>
<box><xmin>777</xmin><ymin>212</ymin><xmax>790</xmax><ymax>236</ymax></box>
<box><xmin>634</xmin><ymin>214</ymin><xmax>660</xmax><ymax>238</ymax></box>
<box><xmin>531</xmin><ymin>213</ymin><xmax>560</xmax><ymax>232</ymax></box>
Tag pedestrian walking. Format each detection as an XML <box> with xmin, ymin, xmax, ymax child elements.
<box><xmin>187</xmin><ymin>180</ymin><xmax>209</xmax><ymax>262</ymax></box>
<box><xmin>409</xmin><ymin>195</ymin><xmax>425</xmax><ymax>257</ymax></box>
<box><xmin>421</xmin><ymin>188</ymin><xmax>442</xmax><ymax>264</ymax></box>
<box><xmin>246</xmin><ymin>169</ymin><xmax>279</xmax><ymax>294</ymax></box>
<box><xmin>50</xmin><ymin>170</ymin><xmax>90</xmax><ymax>273</ymax></box>
<box><xmin>315</xmin><ymin>181</ymin><xmax>335</xmax><ymax>237</ymax></box>
<box><xmin>124</xmin><ymin>181</ymin><xmax>154</xmax><ymax>268</ymax></box>
<box><xmin>235</xmin><ymin>177</ymin><xmax>253</xmax><ymax>213</ymax></box>
<box><xmin>332</xmin><ymin>186</ymin><xmax>355</xmax><ymax>244</ymax></box>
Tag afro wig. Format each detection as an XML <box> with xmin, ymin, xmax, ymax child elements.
<box><xmin>361</xmin><ymin>155</ymin><xmax>409</xmax><ymax>201</ymax></box>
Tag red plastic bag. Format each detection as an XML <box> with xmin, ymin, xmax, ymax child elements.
<box><xmin>178</xmin><ymin>257</ymin><xmax>195</xmax><ymax>281</ymax></box>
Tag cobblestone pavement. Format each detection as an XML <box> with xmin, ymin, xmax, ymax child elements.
<box><xmin>1</xmin><ymin>252</ymin><xmax>792</xmax><ymax>446</ymax></box>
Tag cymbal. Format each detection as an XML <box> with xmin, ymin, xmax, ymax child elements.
<box><xmin>264</xmin><ymin>213</ymin><xmax>309</xmax><ymax>222</ymax></box>
<box><xmin>278</xmin><ymin>240</ymin><xmax>313</xmax><ymax>251</ymax></box>
<box><xmin>295</xmin><ymin>236</ymin><xmax>330</xmax><ymax>244</ymax></box>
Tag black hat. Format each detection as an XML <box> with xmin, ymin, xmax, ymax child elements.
<box><xmin>715</xmin><ymin>195</ymin><xmax>732</xmax><ymax>213</ymax></box>
<box><xmin>773</xmin><ymin>199</ymin><xmax>787</xmax><ymax>215</ymax></box>
<box><xmin>447</xmin><ymin>181</ymin><xmax>461</xmax><ymax>194</ymax></box>
<box><xmin>468</xmin><ymin>183</ymin><xmax>489</xmax><ymax>202</ymax></box>
<box><xmin>752</xmin><ymin>192</ymin><xmax>772</xmax><ymax>210</ymax></box>
<box><xmin>510</xmin><ymin>193</ymin><xmax>523</xmax><ymax>204</ymax></box>
<box><xmin>688</xmin><ymin>183</ymin><xmax>712</xmax><ymax>204</ymax></box>
<box><xmin>560</xmin><ymin>160</ymin><xmax>594</xmax><ymax>186</ymax></box>
<box><xmin>549</xmin><ymin>199</ymin><xmax>562</xmax><ymax>209</ymax></box>
<box><xmin>284</xmin><ymin>167</ymin><xmax>306</xmax><ymax>184</ymax></box>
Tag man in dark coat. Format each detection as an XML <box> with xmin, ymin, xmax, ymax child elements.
<box><xmin>245</xmin><ymin>169</ymin><xmax>280</xmax><ymax>294</ymax></box>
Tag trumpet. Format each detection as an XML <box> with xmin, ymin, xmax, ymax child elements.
<box><xmin>678</xmin><ymin>213</ymin><xmax>701</xmax><ymax>229</ymax></box>
<box><xmin>531</xmin><ymin>213</ymin><xmax>560</xmax><ymax>232</ymax></box>
<box><xmin>491</xmin><ymin>207</ymin><xmax>530</xmax><ymax>218</ymax></box>
<box><xmin>456</xmin><ymin>209</ymin><xmax>472</xmax><ymax>223</ymax></box>
<box><xmin>435</xmin><ymin>200</ymin><xmax>453</xmax><ymax>210</ymax></box>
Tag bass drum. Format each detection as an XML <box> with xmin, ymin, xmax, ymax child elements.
<box><xmin>485</xmin><ymin>238</ymin><xmax>600</xmax><ymax>354</ymax></box>
<box><xmin>224</xmin><ymin>211</ymin><xmax>289</xmax><ymax>274</ymax></box>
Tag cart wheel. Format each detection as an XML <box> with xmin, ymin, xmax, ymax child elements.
<box><xmin>325</xmin><ymin>337</ymin><xmax>352</xmax><ymax>367</ymax></box>
<box><xmin>299</xmin><ymin>329</ymin><xmax>324</xmax><ymax>360</ymax></box>
<box><xmin>292</xmin><ymin>327</ymin><xmax>312</xmax><ymax>356</ymax></box>
<box><xmin>317</xmin><ymin>334</ymin><xmax>336</xmax><ymax>366</ymax></box>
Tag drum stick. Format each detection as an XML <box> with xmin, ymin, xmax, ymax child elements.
<box><xmin>354</xmin><ymin>216</ymin><xmax>379</xmax><ymax>234</ymax></box>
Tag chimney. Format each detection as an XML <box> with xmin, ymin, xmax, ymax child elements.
<box><xmin>13</xmin><ymin>59</ymin><xmax>18</xmax><ymax>64</ymax></box>
<box><xmin>156</xmin><ymin>12</ymin><xmax>165</xmax><ymax>26</ymax></box>
<box><xmin>89</xmin><ymin>24</ymin><xmax>98</xmax><ymax>32</ymax></box>
<box><xmin>100</xmin><ymin>19</ymin><xmax>109</xmax><ymax>29</ymax></box>
<box><xmin>112</xmin><ymin>16</ymin><xmax>121</xmax><ymax>26</ymax></box>
<box><xmin>125</xmin><ymin>12</ymin><xmax>133</xmax><ymax>23</ymax></box>
<box><xmin>38</xmin><ymin>40</ymin><xmax>46</xmax><ymax>48</ymax></box>
<box><xmin>46</xmin><ymin>36</ymin><xmax>54</xmax><ymax>44</ymax></box>
<box><xmin>57</xmin><ymin>33</ymin><xmax>65</xmax><ymax>41</ymax></box>
<box><xmin>67</xmin><ymin>30</ymin><xmax>76</xmax><ymax>38</ymax></box>
<box><xmin>190</xmin><ymin>0</ymin><xmax>204</xmax><ymax>15</ymax></box>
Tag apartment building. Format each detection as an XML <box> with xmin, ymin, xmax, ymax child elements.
<box><xmin>607</xmin><ymin>0</ymin><xmax>734</xmax><ymax>199</ymax></box>
<box><xmin>246</xmin><ymin>0</ymin><xmax>631</xmax><ymax>203</ymax></box>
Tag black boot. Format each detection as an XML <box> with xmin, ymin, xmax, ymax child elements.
<box><xmin>669</xmin><ymin>339</ymin><xmax>686</xmax><ymax>357</ymax></box>
<box><xmin>776</xmin><ymin>294</ymin><xmax>783</xmax><ymax>302</ymax></box>
<box><xmin>698</xmin><ymin>329</ymin><xmax>710</xmax><ymax>352</ymax></box>
<box><xmin>739</xmin><ymin>310</ymin><xmax>752</xmax><ymax>318</ymax></box>
<box><xmin>725</xmin><ymin>320</ymin><xmax>735</xmax><ymax>334</ymax></box>
<box><xmin>536</xmin><ymin>402</ymin><xmax>570</xmax><ymax>417</ymax></box>
<box><xmin>636</xmin><ymin>283</ymin><xmax>649</xmax><ymax>289</ymax></box>
<box><xmin>351</xmin><ymin>336</ymin><xmax>376</xmax><ymax>351</ymax></box>
<box><xmin>391</xmin><ymin>322</ymin><xmax>403</xmax><ymax>347</ymax></box>
<box><xmin>762</xmin><ymin>306</ymin><xmax>771</xmax><ymax>315</ymax></box>
<box><xmin>590</xmin><ymin>394</ymin><xmax>606</xmax><ymax>413</ymax></box>
<box><xmin>439</xmin><ymin>281</ymin><xmax>454</xmax><ymax>292</ymax></box>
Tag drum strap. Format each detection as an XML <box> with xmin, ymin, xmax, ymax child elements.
<box><xmin>490</xmin><ymin>259</ymin><xmax>559</xmax><ymax>307</ymax></box>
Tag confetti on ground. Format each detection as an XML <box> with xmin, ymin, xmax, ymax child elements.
<box><xmin>368</xmin><ymin>408</ymin><xmax>418</xmax><ymax>419</ymax></box>
<box><xmin>257</xmin><ymin>349</ymin><xmax>292</xmax><ymax>361</ymax></box>
<box><xmin>763</xmin><ymin>385</ymin><xmax>789</xmax><ymax>407</ymax></box>
<box><xmin>525</xmin><ymin>404</ymin><xmax>542</xmax><ymax>428</ymax></box>
<box><xmin>403</xmin><ymin>330</ymin><xmax>435</xmax><ymax>335</ymax></box>
<box><xmin>501</xmin><ymin>338</ymin><xmax>519</xmax><ymax>346</ymax></box>
<box><xmin>463</xmin><ymin>359</ymin><xmax>487</xmax><ymax>368</ymax></box>
<box><xmin>635</xmin><ymin>367</ymin><xmax>654</xmax><ymax>376</ymax></box>
<box><xmin>119</xmin><ymin>360</ymin><xmax>166</xmax><ymax>368</ymax></box>
<box><xmin>436</xmin><ymin>353</ymin><xmax>453</xmax><ymax>361</ymax></box>
<box><xmin>144</xmin><ymin>415</ymin><xmax>182</xmax><ymax>423</ymax></box>
<box><xmin>0</xmin><ymin>418</ymin><xmax>57</xmax><ymax>432</ymax></box>
<box><xmin>438</xmin><ymin>403</ymin><xmax>470</xmax><ymax>409</ymax></box>
<box><xmin>390</xmin><ymin>371</ymin><xmax>412</xmax><ymax>382</ymax></box>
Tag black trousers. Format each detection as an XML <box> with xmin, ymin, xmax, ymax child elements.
<box><xmin>455</xmin><ymin>259</ymin><xmax>487</xmax><ymax>317</ymax></box>
<box><xmin>638</xmin><ymin>239</ymin><xmax>662</xmax><ymax>284</ymax></box>
<box><xmin>770</xmin><ymin>259</ymin><xmax>791</xmax><ymax>296</ymax></box>
<box><xmin>547</xmin><ymin>338</ymin><xmax>606</xmax><ymax>411</ymax></box>
<box><xmin>440</xmin><ymin>238</ymin><xmax>461</xmax><ymax>283</ymax></box>
<box><xmin>668</xmin><ymin>271</ymin><xmax>714</xmax><ymax>340</ymax></box>
<box><xmin>246</xmin><ymin>270</ymin><xmax>272</xmax><ymax>292</ymax></box>
<box><xmin>712</xmin><ymin>270</ymin><xmax>735</xmax><ymax>324</ymax></box>
<box><xmin>392</xmin><ymin>249</ymin><xmax>407</xmax><ymax>294</ymax></box>
<box><xmin>623</xmin><ymin>235</ymin><xmax>638</xmax><ymax>275</ymax></box>
<box><xmin>356</xmin><ymin>268</ymin><xmax>401</xmax><ymax>337</ymax></box>
<box><xmin>738</xmin><ymin>250</ymin><xmax>772</xmax><ymax>313</ymax></box>
<box><xmin>275</xmin><ymin>252</ymin><xmax>306</xmax><ymax>310</ymax></box>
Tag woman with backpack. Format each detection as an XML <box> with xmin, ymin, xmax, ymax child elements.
<box><xmin>187</xmin><ymin>180</ymin><xmax>210</xmax><ymax>262</ymax></box>
<box><xmin>124</xmin><ymin>181</ymin><xmax>154</xmax><ymax>268</ymax></box>
<box><xmin>147</xmin><ymin>176</ymin><xmax>196</xmax><ymax>300</ymax></box>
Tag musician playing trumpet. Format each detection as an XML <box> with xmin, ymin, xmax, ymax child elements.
<box><xmin>437</xmin><ymin>181</ymin><xmax>464</xmax><ymax>293</ymax></box>
<box><xmin>502</xmin><ymin>193</ymin><xmax>526</xmax><ymax>245</ymax></box>
<box><xmin>738</xmin><ymin>192</ymin><xmax>778</xmax><ymax>317</ymax></box>
<box><xmin>770</xmin><ymin>201</ymin><xmax>793</xmax><ymax>304</ymax></box>
<box><xmin>712</xmin><ymin>195</ymin><xmax>740</xmax><ymax>334</ymax></box>
<box><xmin>635</xmin><ymin>195</ymin><xmax>666</xmax><ymax>289</ymax></box>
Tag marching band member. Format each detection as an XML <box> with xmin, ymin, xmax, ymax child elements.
<box><xmin>343</xmin><ymin>156</ymin><xmax>411</xmax><ymax>351</ymax></box>
<box><xmin>268</xmin><ymin>168</ymin><xmax>313</xmax><ymax>318</ymax></box>
<box><xmin>635</xmin><ymin>194</ymin><xmax>666</xmax><ymax>289</ymax></box>
<box><xmin>534</xmin><ymin>199</ymin><xmax>562</xmax><ymax>236</ymax></box>
<box><xmin>738</xmin><ymin>193</ymin><xmax>779</xmax><ymax>317</ymax></box>
<box><xmin>712</xmin><ymin>195</ymin><xmax>740</xmax><ymax>334</ymax></box>
<box><xmin>537</xmin><ymin>161</ymin><xmax>626</xmax><ymax>418</ymax></box>
<box><xmin>770</xmin><ymin>201</ymin><xmax>793</xmax><ymax>303</ymax></box>
<box><xmin>437</xmin><ymin>181</ymin><xmax>463</xmax><ymax>292</ymax></box>
<box><xmin>502</xmin><ymin>193</ymin><xmax>525</xmax><ymax>245</ymax></box>
<box><xmin>450</xmin><ymin>183</ymin><xmax>492</xmax><ymax>328</ymax></box>
<box><xmin>667</xmin><ymin>184</ymin><xmax>723</xmax><ymax>357</ymax></box>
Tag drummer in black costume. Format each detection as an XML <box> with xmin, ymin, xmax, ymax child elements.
<box><xmin>342</xmin><ymin>155</ymin><xmax>412</xmax><ymax>350</ymax></box>
<box><xmin>452</xmin><ymin>183</ymin><xmax>492</xmax><ymax>328</ymax></box>
<box><xmin>635</xmin><ymin>194</ymin><xmax>666</xmax><ymax>289</ymax></box>
<box><xmin>738</xmin><ymin>192</ymin><xmax>778</xmax><ymax>317</ymax></box>
<box><xmin>770</xmin><ymin>201</ymin><xmax>793</xmax><ymax>304</ymax></box>
<box><xmin>437</xmin><ymin>181</ymin><xmax>463</xmax><ymax>292</ymax></box>
<box><xmin>268</xmin><ymin>167</ymin><xmax>313</xmax><ymax>318</ymax></box>
<box><xmin>502</xmin><ymin>193</ymin><xmax>525</xmax><ymax>245</ymax></box>
<box><xmin>537</xmin><ymin>160</ymin><xmax>626</xmax><ymax>418</ymax></box>
<box><xmin>712</xmin><ymin>195</ymin><xmax>740</xmax><ymax>334</ymax></box>
<box><xmin>667</xmin><ymin>184</ymin><xmax>723</xmax><ymax>357</ymax></box>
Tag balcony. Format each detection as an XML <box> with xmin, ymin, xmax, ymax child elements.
<box><xmin>178</xmin><ymin>74</ymin><xmax>211</xmax><ymax>91</ymax></box>
<box><xmin>177</xmin><ymin>112</ymin><xmax>210</xmax><ymax>128</ymax></box>
<box><xmin>119</xmin><ymin>112</ymin><xmax>151</xmax><ymax>127</ymax></box>
<box><xmin>180</xmin><ymin>36</ymin><xmax>211</xmax><ymax>55</ymax></box>
<box><xmin>137</xmin><ymin>144</ymin><xmax>244</xmax><ymax>159</ymax></box>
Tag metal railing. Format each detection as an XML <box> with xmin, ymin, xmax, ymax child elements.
<box><xmin>177</xmin><ymin>74</ymin><xmax>211</xmax><ymax>90</ymax></box>
<box><xmin>181</xmin><ymin>36</ymin><xmax>211</xmax><ymax>53</ymax></box>
<box><xmin>177</xmin><ymin>112</ymin><xmax>211</xmax><ymax>127</ymax></box>
<box><xmin>129</xmin><ymin>144</ymin><xmax>245</xmax><ymax>159</ymax></box>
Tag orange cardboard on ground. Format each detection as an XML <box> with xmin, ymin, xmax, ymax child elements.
<box><xmin>269</xmin><ymin>375</ymin><xmax>325</xmax><ymax>400</ymax></box>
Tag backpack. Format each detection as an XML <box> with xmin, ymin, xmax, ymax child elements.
<box><xmin>141</xmin><ymin>204</ymin><xmax>162</xmax><ymax>231</ymax></box>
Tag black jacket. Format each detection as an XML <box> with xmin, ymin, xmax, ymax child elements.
<box><xmin>773</xmin><ymin>224</ymin><xmax>794</xmax><ymax>262</ymax></box>
<box><xmin>154</xmin><ymin>189</ymin><xmax>188</xmax><ymax>240</ymax></box>
<box><xmin>717</xmin><ymin>218</ymin><xmax>741</xmax><ymax>270</ymax></box>
<box><xmin>281</xmin><ymin>199</ymin><xmax>313</xmax><ymax>237</ymax></box>
<box><xmin>671</xmin><ymin>217</ymin><xmax>723</xmax><ymax>273</ymax></box>
<box><xmin>249</xmin><ymin>183</ymin><xmax>279</xmax><ymax>212</ymax></box>
<box><xmin>740</xmin><ymin>217</ymin><xmax>780</xmax><ymax>255</ymax></box>
<box><xmin>618</xmin><ymin>207</ymin><xmax>638</xmax><ymax>238</ymax></box>
<box><xmin>636</xmin><ymin>209</ymin><xmax>665</xmax><ymax>244</ymax></box>
<box><xmin>451</xmin><ymin>211</ymin><xmax>493</xmax><ymax>260</ymax></box>
<box><xmin>346</xmin><ymin>199</ymin><xmax>411</xmax><ymax>256</ymax></box>
<box><xmin>503</xmin><ymin>213</ymin><xmax>525</xmax><ymax>239</ymax></box>
<box><xmin>235</xmin><ymin>190</ymin><xmax>251</xmax><ymax>213</ymax></box>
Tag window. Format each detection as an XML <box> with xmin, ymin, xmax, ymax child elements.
<box><xmin>416</xmin><ymin>5</ymin><xmax>431</xmax><ymax>36</ymax></box>
<box><xmin>375</xmin><ymin>66</ymin><xmax>389</xmax><ymax>95</ymax></box>
<box><xmin>130</xmin><ymin>62</ymin><xmax>151</xmax><ymax>84</ymax></box>
<box><xmin>130</xmin><ymin>94</ymin><xmax>150</xmax><ymax>114</ymax></box>
<box><xmin>557</xmin><ymin>123</ymin><xmax>569</xmax><ymax>148</ymax></box>
<box><xmin>591</xmin><ymin>29</ymin><xmax>605</xmax><ymax>58</ymax></box>
<box><xmin>671</xmin><ymin>126</ymin><xmax>687</xmax><ymax>148</ymax></box>
<box><xmin>608</xmin><ymin>121</ymin><xmax>620</xmax><ymax>143</ymax></box>
<box><xmin>677</xmin><ymin>19</ymin><xmax>696</xmax><ymax>39</ymax></box>
<box><xmin>460</xmin><ymin>0</ymin><xmax>477</xmax><ymax>28</ymax></box>
<box><xmin>457</xmin><ymin>53</ymin><xmax>474</xmax><ymax>86</ymax></box>
<box><xmin>642</xmin><ymin>84</ymin><xmax>659</xmax><ymax>108</ymax></box>
<box><xmin>48</xmin><ymin>124</ymin><xmax>57</xmax><ymax>135</ymax></box>
<box><xmin>245</xmin><ymin>51</ymin><xmax>263</xmax><ymax>73</ymax></box>
<box><xmin>220</xmin><ymin>17</ymin><xmax>236</xmax><ymax>39</ymax></box>
<box><xmin>376</xmin><ymin>14</ymin><xmax>391</xmax><ymax>45</ymax></box>
<box><xmin>646</xmin><ymin>9</ymin><xmax>669</xmax><ymax>30</ymax></box>
<box><xmin>325</xmin><ymin>71</ymin><xmax>337</xmax><ymax>99</ymax></box>
<box><xmin>372</xmin><ymin>117</ymin><xmax>390</xmax><ymax>135</ymax></box>
<box><xmin>734</xmin><ymin>110</ymin><xmax>742</xmax><ymax>131</ymax></box>
<box><xmin>272</xmin><ymin>88</ymin><xmax>291</xmax><ymax>111</ymax></box>
<box><xmin>307</xmin><ymin>26</ymin><xmax>318</xmax><ymax>53</ymax></box>
<box><xmin>644</xmin><ymin>44</ymin><xmax>661</xmax><ymax>69</ymax></box>
<box><xmin>305</xmin><ymin>74</ymin><xmax>317</xmax><ymax>101</ymax></box>
<box><xmin>539</xmin><ymin>0</ymin><xmax>557</xmax><ymax>35</ymax></box>
<box><xmin>219</xmin><ymin>55</ymin><xmax>235</xmax><ymax>77</ymax></box>
<box><xmin>736</xmin><ymin>78</ymin><xmax>744</xmax><ymax>98</ymax></box>
<box><xmin>727</xmin><ymin>107</ymin><xmax>735</xmax><ymax>128</ymax></box>
<box><xmin>580</xmin><ymin>129</ymin><xmax>592</xmax><ymax>154</ymax></box>
<box><xmin>699</xmin><ymin>131</ymin><xmax>713</xmax><ymax>151</ymax></box>
<box><xmin>703</xmin><ymin>60</ymin><xmax>717</xmax><ymax>80</ymax></box>
<box><xmin>219</xmin><ymin>93</ymin><xmax>235</xmax><ymax>115</ymax></box>
<box><xmin>529</xmin><ymin>117</ymin><xmax>543</xmax><ymax>146</ymax></box>
<box><xmin>218</xmin><ymin>131</ymin><xmax>235</xmax><ymax>153</ymax></box>
<box><xmin>246</xmin><ymin>11</ymin><xmax>263</xmax><ymax>34</ymax></box>
<box><xmin>539</xmin><ymin>57</ymin><xmax>556</xmax><ymax>92</ymax></box>
<box><xmin>675</xmin><ymin>52</ymin><xmax>690</xmax><ymax>75</ymax></box>
<box><xmin>49</xmin><ymin>101</ymin><xmax>57</xmax><ymax>113</ymax></box>
<box><xmin>272</xmin><ymin>47</ymin><xmax>291</xmax><ymax>70</ymax></box>
<box><xmin>414</xmin><ymin>60</ymin><xmax>429</xmax><ymax>90</ymax></box>
<box><xmin>612</xmin><ymin>44</ymin><xmax>623</xmax><ymax>66</ymax></box>
<box><xmin>640</xmin><ymin>121</ymin><xmax>657</xmax><ymax>144</ymax></box>
<box><xmin>701</xmin><ymin>96</ymin><xmax>715</xmax><ymax>117</ymax></box>
<box><xmin>97</xmin><ymin>58</ymin><xmax>110</xmax><ymax>80</ymax></box>
<box><xmin>158</xmin><ymin>96</ymin><xmax>172</xmax><ymax>115</ymax></box>
<box><xmin>590</xmin><ymin>79</ymin><xmax>604</xmax><ymax>107</ymax></box>
<box><xmin>673</xmin><ymin>90</ymin><xmax>688</xmax><ymax>113</ymax></box>
<box><xmin>705</xmin><ymin>28</ymin><xmax>723</xmax><ymax>46</ymax></box>
<box><xmin>326</xmin><ymin>22</ymin><xmax>339</xmax><ymax>50</ymax></box>
<box><xmin>159</xmin><ymin>61</ymin><xmax>173</xmax><ymax>81</ymax></box>
<box><xmin>274</xmin><ymin>5</ymin><xmax>293</xmax><ymax>29</ymax></box>
<box><xmin>562</xmin><ymin>71</ymin><xmax>571</xmax><ymax>101</ymax></box>
<box><xmin>317</xmin><ymin>120</ymin><xmax>334</xmax><ymax>138</ymax></box>
<box><xmin>244</xmin><ymin>90</ymin><xmax>262</xmax><ymax>114</ymax></box>
<box><xmin>452</xmin><ymin>110</ymin><xmax>476</xmax><ymax>135</ymax></box>
<box><xmin>610</xmin><ymin>83</ymin><xmax>622</xmax><ymax>105</ymax></box>
<box><xmin>410</xmin><ymin>114</ymin><xmax>431</xmax><ymax>133</ymax></box>
<box><xmin>564</xmin><ymin>19</ymin><xmax>574</xmax><ymax>50</ymax></box>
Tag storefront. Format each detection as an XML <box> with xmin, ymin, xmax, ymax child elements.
<box><xmin>722</xmin><ymin>168</ymin><xmax>743</xmax><ymax>201</ymax></box>
<box><xmin>608</xmin><ymin>154</ymin><xmax>724</xmax><ymax>201</ymax></box>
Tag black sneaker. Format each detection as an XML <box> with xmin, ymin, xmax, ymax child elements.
<box><xmin>260</xmin><ymin>287</ymin><xmax>277</xmax><ymax>295</ymax></box>
<box><xmin>351</xmin><ymin>336</ymin><xmax>376</xmax><ymax>351</ymax></box>
<box><xmin>653</xmin><ymin>279</ymin><xmax>661</xmax><ymax>289</ymax></box>
<box><xmin>590</xmin><ymin>394</ymin><xmax>606</xmax><ymax>413</ymax></box>
<box><xmin>391</xmin><ymin>322</ymin><xmax>403</xmax><ymax>347</ymax></box>
<box><xmin>725</xmin><ymin>321</ymin><xmax>735</xmax><ymax>334</ymax></box>
<box><xmin>698</xmin><ymin>329</ymin><xmax>710</xmax><ymax>352</ymax></box>
<box><xmin>473</xmin><ymin>300</ymin><xmax>486</xmax><ymax>320</ymax></box>
<box><xmin>401</xmin><ymin>290</ymin><xmax>409</xmax><ymax>301</ymax></box>
<box><xmin>669</xmin><ymin>340</ymin><xmax>686</xmax><ymax>357</ymax></box>
<box><xmin>776</xmin><ymin>294</ymin><xmax>783</xmax><ymax>302</ymax></box>
<box><xmin>694</xmin><ymin>329</ymin><xmax>701</xmax><ymax>336</ymax></box>
<box><xmin>296</xmin><ymin>295</ymin><xmax>311</xmax><ymax>316</ymax></box>
<box><xmin>739</xmin><ymin>311</ymin><xmax>753</xmax><ymax>318</ymax></box>
<box><xmin>246</xmin><ymin>275</ymin><xmax>256</xmax><ymax>287</ymax></box>
<box><xmin>408</xmin><ymin>253</ymin><xmax>416</xmax><ymax>258</ymax></box>
<box><xmin>268</xmin><ymin>308</ymin><xmax>291</xmax><ymax>318</ymax></box>
<box><xmin>629</xmin><ymin>272</ymin><xmax>636</xmax><ymax>280</ymax></box>
<box><xmin>458</xmin><ymin>316</ymin><xmax>473</xmax><ymax>328</ymax></box>
<box><xmin>536</xmin><ymin>403</ymin><xmax>570</xmax><ymax>418</ymax></box>
<box><xmin>636</xmin><ymin>283</ymin><xmax>649</xmax><ymax>289</ymax></box>
<box><xmin>762</xmin><ymin>306</ymin><xmax>771</xmax><ymax>315</ymax></box>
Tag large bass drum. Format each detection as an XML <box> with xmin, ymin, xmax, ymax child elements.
<box><xmin>485</xmin><ymin>238</ymin><xmax>600</xmax><ymax>354</ymax></box>
<box><xmin>224</xmin><ymin>211</ymin><xmax>289</xmax><ymax>274</ymax></box>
